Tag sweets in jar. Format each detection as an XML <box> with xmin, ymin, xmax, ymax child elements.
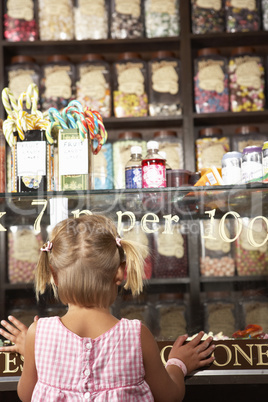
<box><xmin>235</xmin><ymin>218</ymin><xmax>268</xmax><ymax>276</ymax></box>
<box><xmin>244</xmin><ymin>301</ymin><xmax>268</xmax><ymax>332</ymax></box>
<box><xmin>262</xmin><ymin>0</ymin><xmax>268</xmax><ymax>30</ymax></box>
<box><xmin>153</xmin><ymin>130</ymin><xmax>184</xmax><ymax>169</ymax></box>
<box><xmin>232</xmin><ymin>125</ymin><xmax>267</xmax><ymax>153</ymax></box>
<box><xmin>110</xmin><ymin>0</ymin><xmax>143</xmax><ymax>39</ymax></box>
<box><xmin>205</xmin><ymin>299</ymin><xmax>236</xmax><ymax>337</ymax></box>
<box><xmin>76</xmin><ymin>54</ymin><xmax>111</xmax><ymax>117</ymax></box>
<box><xmin>92</xmin><ymin>142</ymin><xmax>113</xmax><ymax>190</ymax></box>
<box><xmin>144</xmin><ymin>0</ymin><xmax>180</xmax><ymax>38</ymax></box>
<box><xmin>200</xmin><ymin>220</ymin><xmax>235</xmax><ymax>277</ymax></box>
<box><xmin>225</xmin><ymin>0</ymin><xmax>261</xmax><ymax>32</ymax></box>
<box><xmin>229</xmin><ymin>47</ymin><xmax>265</xmax><ymax>112</ymax></box>
<box><xmin>148</xmin><ymin>51</ymin><xmax>181</xmax><ymax>116</ymax></box>
<box><xmin>74</xmin><ymin>0</ymin><xmax>108</xmax><ymax>40</ymax></box>
<box><xmin>191</xmin><ymin>0</ymin><xmax>225</xmax><ymax>34</ymax></box>
<box><xmin>156</xmin><ymin>294</ymin><xmax>187</xmax><ymax>340</ymax></box>
<box><xmin>4</xmin><ymin>0</ymin><xmax>38</xmax><ymax>42</ymax></box>
<box><xmin>113</xmin><ymin>53</ymin><xmax>148</xmax><ymax>118</ymax></box>
<box><xmin>38</xmin><ymin>0</ymin><xmax>74</xmax><ymax>41</ymax></box>
<box><xmin>194</xmin><ymin>48</ymin><xmax>229</xmax><ymax>114</ymax></box>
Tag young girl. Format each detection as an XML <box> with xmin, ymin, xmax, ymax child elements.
<box><xmin>0</xmin><ymin>214</ymin><xmax>215</xmax><ymax>402</ymax></box>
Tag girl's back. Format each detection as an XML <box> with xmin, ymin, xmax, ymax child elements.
<box><xmin>32</xmin><ymin>316</ymin><xmax>154</xmax><ymax>401</ymax></box>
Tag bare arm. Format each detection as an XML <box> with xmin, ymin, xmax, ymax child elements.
<box><xmin>17</xmin><ymin>321</ymin><xmax>38</xmax><ymax>402</ymax></box>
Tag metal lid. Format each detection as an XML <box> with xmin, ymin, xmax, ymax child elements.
<box><xmin>242</xmin><ymin>145</ymin><xmax>262</xmax><ymax>154</ymax></box>
<box><xmin>222</xmin><ymin>151</ymin><xmax>242</xmax><ymax>160</ymax></box>
<box><xmin>153</xmin><ymin>130</ymin><xmax>177</xmax><ymax>139</ymax></box>
<box><xmin>118</xmin><ymin>132</ymin><xmax>142</xmax><ymax>140</ymax></box>
<box><xmin>197</xmin><ymin>48</ymin><xmax>220</xmax><ymax>57</ymax></box>
<box><xmin>235</xmin><ymin>125</ymin><xmax>259</xmax><ymax>135</ymax></box>
<box><xmin>199</xmin><ymin>127</ymin><xmax>223</xmax><ymax>137</ymax></box>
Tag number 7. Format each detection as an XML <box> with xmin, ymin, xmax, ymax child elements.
<box><xmin>31</xmin><ymin>199</ymin><xmax>48</xmax><ymax>234</ymax></box>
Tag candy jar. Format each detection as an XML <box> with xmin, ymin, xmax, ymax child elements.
<box><xmin>152</xmin><ymin>223</ymin><xmax>188</xmax><ymax>278</ymax></box>
<box><xmin>110</xmin><ymin>0</ymin><xmax>143</xmax><ymax>39</ymax></box>
<box><xmin>92</xmin><ymin>142</ymin><xmax>113</xmax><ymax>190</ymax></box>
<box><xmin>191</xmin><ymin>0</ymin><xmax>225</xmax><ymax>34</ymax></box>
<box><xmin>200</xmin><ymin>219</ymin><xmax>235</xmax><ymax>277</ymax></box>
<box><xmin>7</xmin><ymin>56</ymin><xmax>40</xmax><ymax>102</ymax></box>
<box><xmin>38</xmin><ymin>0</ymin><xmax>74</xmax><ymax>41</ymax></box>
<box><xmin>262</xmin><ymin>0</ymin><xmax>268</xmax><ymax>30</ymax></box>
<box><xmin>74</xmin><ymin>0</ymin><xmax>108</xmax><ymax>40</ymax></box>
<box><xmin>40</xmin><ymin>55</ymin><xmax>75</xmax><ymax>112</ymax></box>
<box><xmin>155</xmin><ymin>294</ymin><xmax>187</xmax><ymax>340</ymax></box>
<box><xmin>148</xmin><ymin>51</ymin><xmax>181</xmax><ymax>116</ymax></box>
<box><xmin>232</xmin><ymin>125</ymin><xmax>267</xmax><ymax>153</ymax></box>
<box><xmin>226</xmin><ymin>0</ymin><xmax>261</xmax><ymax>32</ymax></box>
<box><xmin>195</xmin><ymin>127</ymin><xmax>230</xmax><ymax>176</ymax></box>
<box><xmin>144</xmin><ymin>0</ymin><xmax>180</xmax><ymax>38</ymax></box>
<box><xmin>153</xmin><ymin>130</ymin><xmax>184</xmax><ymax>169</ymax></box>
<box><xmin>0</xmin><ymin>127</ymin><xmax>6</xmax><ymax>193</ymax></box>
<box><xmin>113</xmin><ymin>131</ymin><xmax>146</xmax><ymax>189</ymax></box>
<box><xmin>3</xmin><ymin>0</ymin><xmax>38</xmax><ymax>41</ymax></box>
<box><xmin>235</xmin><ymin>218</ymin><xmax>268</xmax><ymax>276</ymax></box>
<box><xmin>194</xmin><ymin>48</ymin><xmax>229</xmax><ymax>114</ymax></box>
<box><xmin>229</xmin><ymin>47</ymin><xmax>265</xmax><ymax>112</ymax></box>
<box><xmin>204</xmin><ymin>293</ymin><xmax>236</xmax><ymax>337</ymax></box>
<box><xmin>113</xmin><ymin>53</ymin><xmax>148</xmax><ymax>118</ymax></box>
<box><xmin>76</xmin><ymin>54</ymin><xmax>111</xmax><ymax>118</ymax></box>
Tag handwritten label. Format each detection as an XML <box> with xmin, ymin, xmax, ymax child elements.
<box><xmin>17</xmin><ymin>142</ymin><xmax>46</xmax><ymax>176</ymax></box>
<box><xmin>59</xmin><ymin>139</ymin><xmax>89</xmax><ymax>176</ymax></box>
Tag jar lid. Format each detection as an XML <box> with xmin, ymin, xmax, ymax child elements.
<box><xmin>130</xmin><ymin>145</ymin><xmax>142</xmax><ymax>154</ymax></box>
<box><xmin>118</xmin><ymin>131</ymin><xmax>142</xmax><ymax>140</ymax></box>
<box><xmin>197</xmin><ymin>48</ymin><xmax>220</xmax><ymax>57</ymax></box>
<box><xmin>81</xmin><ymin>53</ymin><xmax>104</xmax><ymax>62</ymax></box>
<box><xmin>159</xmin><ymin>293</ymin><xmax>184</xmax><ymax>301</ymax></box>
<box><xmin>47</xmin><ymin>54</ymin><xmax>70</xmax><ymax>63</ymax></box>
<box><xmin>262</xmin><ymin>141</ymin><xmax>268</xmax><ymax>150</ymax></box>
<box><xmin>235</xmin><ymin>125</ymin><xmax>260</xmax><ymax>135</ymax></box>
<box><xmin>222</xmin><ymin>151</ymin><xmax>242</xmax><ymax>160</ymax></box>
<box><xmin>118</xmin><ymin>52</ymin><xmax>141</xmax><ymax>60</ymax></box>
<box><xmin>11</xmin><ymin>55</ymin><xmax>36</xmax><ymax>64</ymax></box>
<box><xmin>199</xmin><ymin>127</ymin><xmax>223</xmax><ymax>137</ymax></box>
<box><xmin>231</xmin><ymin>46</ymin><xmax>255</xmax><ymax>56</ymax></box>
<box><xmin>153</xmin><ymin>130</ymin><xmax>177</xmax><ymax>139</ymax></box>
<box><xmin>147</xmin><ymin>140</ymin><xmax>159</xmax><ymax>150</ymax></box>
<box><xmin>242</xmin><ymin>145</ymin><xmax>262</xmax><ymax>154</ymax></box>
<box><xmin>151</xmin><ymin>51</ymin><xmax>175</xmax><ymax>59</ymax></box>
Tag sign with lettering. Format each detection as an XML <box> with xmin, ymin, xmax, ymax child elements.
<box><xmin>0</xmin><ymin>352</ymin><xmax>23</xmax><ymax>378</ymax></box>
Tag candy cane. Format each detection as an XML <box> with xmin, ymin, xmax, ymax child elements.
<box><xmin>67</xmin><ymin>99</ymin><xmax>84</xmax><ymax>112</ymax></box>
<box><xmin>48</xmin><ymin>107</ymin><xmax>68</xmax><ymax>129</ymax></box>
<box><xmin>2</xmin><ymin>88</ymin><xmax>18</xmax><ymax>117</ymax></box>
<box><xmin>3</xmin><ymin>117</ymin><xmax>16</xmax><ymax>147</ymax></box>
<box><xmin>26</xmin><ymin>83</ymin><xmax>39</xmax><ymax>115</ymax></box>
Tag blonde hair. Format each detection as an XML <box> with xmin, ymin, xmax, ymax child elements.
<box><xmin>35</xmin><ymin>214</ymin><xmax>146</xmax><ymax>308</ymax></box>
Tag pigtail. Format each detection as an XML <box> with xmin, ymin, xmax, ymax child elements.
<box><xmin>35</xmin><ymin>246</ymin><xmax>56</xmax><ymax>301</ymax></box>
<box><xmin>120</xmin><ymin>238</ymin><xmax>147</xmax><ymax>295</ymax></box>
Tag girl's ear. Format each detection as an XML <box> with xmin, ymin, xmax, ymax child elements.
<box><xmin>115</xmin><ymin>262</ymin><xmax>126</xmax><ymax>286</ymax></box>
<box><xmin>49</xmin><ymin>264</ymin><xmax>58</xmax><ymax>286</ymax></box>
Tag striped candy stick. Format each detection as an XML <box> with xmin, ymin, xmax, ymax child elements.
<box><xmin>48</xmin><ymin>108</ymin><xmax>68</xmax><ymax>129</ymax></box>
<box><xmin>3</xmin><ymin>117</ymin><xmax>16</xmax><ymax>147</ymax></box>
<box><xmin>2</xmin><ymin>88</ymin><xmax>18</xmax><ymax>117</ymax></box>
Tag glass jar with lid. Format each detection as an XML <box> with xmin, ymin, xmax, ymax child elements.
<box><xmin>148</xmin><ymin>51</ymin><xmax>181</xmax><ymax>116</ymax></box>
<box><xmin>195</xmin><ymin>127</ymin><xmax>230</xmax><ymax>176</ymax></box>
<box><xmin>144</xmin><ymin>0</ymin><xmax>180</xmax><ymax>38</ymax></box>
<box><xmin>229</xmin><ymin>47</ymin><xmax>265</xmax><ymax>112</ymax></box>
<box><xmin>4</xmin><ymin>0</ymin><xmax>38</xmax><ymax>41</ymax></box>
<box><xmin>191</xmin><ymin>0</ymin><xmax>225</xmax><ymax>34</ymax></box>
<box><xmin>7</xmin><ymin>56</ymin><xmax>40</xmax><ymax>104</ymax></box>
<box><xmin>113</xmin><ymin>53</ymin><xmax>148</xmax><ymax>118</ymax></box>
<box><xmin>194</xmin><ymin>48</ymin><xmax>229</xmax><ymax>114</ymax></box>
<box><xmin>74</xmin><ymin>0</ymin><xmax>108</xmax><ymax>40</ymax></box>
<box><xmin>113</xmin><ymin>131</ymin><xmax>146</xmax><ymax>189</ymax></box>
<box><xmin>225</xmin><ymin>0</ymin><xmax>261</xmax><ymax>32</ymax></box>
<box><xmin>232</xmin><ymin>125</ymin><xmax>267</xmax><ymax>153</ymax></box>
<box><xmin>92</xmin><ymin>142</ymin><xmax>113</xmax><ymax>190</ymax></box>
<box><xmin>76</xmin><ymin>54</ymin><xmax>111</xmax><ymax>118</ymax></box>
<box><xmin>38</xmin><ymin>0</ymin><xmax>74</xmax><ymax>41</ymax></box>
<box><xmin>153</xmin><ymin>130</ymin><xmax>183</xmax><ymax>169</ymax></box>
<box><xmin>110</xmin><ymin>0</ymin><xmax>143</xmax><ymax>39</ymax></box>
<box><xmin>262</xmin><ymin>0</ymin><xmax>268</xmax><ymax>30</ymax></box>
<box><xmin>40</xmin><ymin>55</ymin><xmax>75</xmax><ymax>112</ymax></box>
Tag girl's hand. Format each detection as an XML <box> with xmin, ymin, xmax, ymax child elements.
<box><xmin>0</xmin><ymin>315</ymin><xmax>38</xmax><ymax>356</ymax></box>
<box><xmin>168</xmin><ymin>331</ymin><xmax>215</xmax><ymax>375</ymax></box>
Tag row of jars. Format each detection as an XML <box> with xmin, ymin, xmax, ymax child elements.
<box><xmin>192</xmin><ymin>0</ymin><xmax>268</xmax><ymax>34</ymax></box>
<box><xmin>3</xmin><ymin>0</ymin><xmax>180</xmax><ymax>42</ymax></box>
<box><xmin>7</xmin><ymin>52</ymin><xmax>181</xmax><ymax>118</ymax></box>
<box><xmin>194</xmin><ymin>46</ymin><xmax>267</xmax><ymax>114</ymax></box>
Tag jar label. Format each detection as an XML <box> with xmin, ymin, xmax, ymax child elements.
<box><xmin>152</xmin><ymin>65</ymin><xmax>179</xmax><ymax>95</ymax></box>
<box><xmin>43</xmin><ymin>0</ymin><xmax>71</xmax><ymax>17</ymax></box>
<box><xmin>8</xmin><ymin>69</ymin><xmax>36</xmax><ymax>100</ymax></box>
<box><xmin>230</xmin><ymin>0</ymin><xmax>256</xmax><ymax>11</ymax></box>
<box><xmin>115</xmin><ymin>0</ymin><xmax>141</xmax><ymax>18</ymax></box>
<box><xmin>125</xmin><ymin>167</ymin><xmax>142</xmax><ymax>189</ymax></box>
<box><xmin>44</xmin><ymin>66</ymin><xmax>72</xmax><ymax>99</ymax></box>
<box><xmin>235</xmin><ymin>59</ymin><xmax>262</xmax><ymax>90</ymax></box>
<box><xmin>78</xmin><ymin>69</ymin><xmax>106</xmax><ymax>100</ymax></box>
<box><xmin>203</xmin><ymin>220</ymin><xmax>231</xmax><ymax>253</ymax></box>
<box><xmin>240</xmin><ymin>221</ymin><xmax>267</xmax><ymax>252</ymax></box>
<box><xmin>142</xmin><ymin>164</ymin><xmax>166</xmax><ymax>188</ymax></box>
<box><xmin>198</xmin><ymin>141</ymin><xmax>228</xmax><ymax>169</ymax></box>
<box><xmin>158</xmin><ymin>230</ymin><xmax>184</xmax><ymax>258</ymax></box>
<box><xmin>118</xmin><ymin>66</ymin><xmax>145</xmax><ymax>96</ymax></box>
<box><xmin>158</xmin><ymin>142</ymin><xmax>183</xmax><ymax>170</ymax></box>
<box><xmin>59</xmin><ymin>138</ymin><xmax>89</xmax><ymax>176</ymax></box>
<box><xmin>198</xmin><ymin>60</ymin><xmax>225</xmax><ymax>93</ymax></box>
<box><xmin>79</xmin><ymin>0</ymin><xmax>105</xmax><ymax>17</ymax></box>
<box><xmin>17</xmin><ymin>141</ymin><xmax>46</xmax><ymax>177</ymax></box>
<box><xmin>13</xmin><ymin>228</ymin><xmax>40</xmax><ymax>263</ymax></box>
<box><xmin>7</xmin><ymin>0</ymin><xmax>34</xmax><ymax>20</ymax></box>
<box><xmin>149</xmin><ymin>0</ymin><xmax>176</xmax><ymax>15</ymax></box>
<box><xmin>196</xmin><ymin>0</ymin><xmax>222</xmax><ymax>10</ymax></box>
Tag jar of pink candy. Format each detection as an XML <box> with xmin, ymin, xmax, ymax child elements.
<box><xmin>194</xmin><ymin>48</ymin><xmax>229</xmax><ymax>114</ymax></box>
<box><xmin>229</xmin><ymin>47</ymin><xmax>265</xmax><ymax>112</ymax></box>
<box><xmin>3</xmin><ymin>0</ymin><xmax>38</xmax><ymax>42</ymax></box>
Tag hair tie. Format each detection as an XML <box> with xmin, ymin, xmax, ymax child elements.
<box><xmin>116</xmin><ymin>237</ymin><xmax>121</xmax><ymax>247</ymax></box>
<box><xmin>40</xmin><ymin>241</ymin><xmax>53</xmax><ymax>252</ymax></box>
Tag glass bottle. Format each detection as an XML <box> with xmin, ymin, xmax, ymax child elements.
<box><xmin>194</xmin><ymin>48</ymin><xmax>229</xmax><ymax>114</ymax></box>
<box><xmin>144</xmin><ymin>0</ymin><xmax>180</xmax><ymax>38</ymax></box>
<box><xmin>142</xmin><ymin>140</ymin><xmax>166</xmax><ymax>188</ymax></box>
<box><xmin>158</xmin><ymin>151</ymin><xmax>172</xmax><ymax>171</ymax></box>
<box><xmin>125</xmin><ymin>145</ymin><xmax>142</xmax><ymax>189</ymax></box>
<box><xmin>4</xmin><ymin>0</ymin><xmax>38</xmax><ymax>42</ymax></box>
<box><xmin>226</xmin><ymin>0</ymin><xmax>261</xmax><ymax>33</ymax></box>
<box><xmin>191</xmin><ymin>0</ymin><xmax>225</xmax><ymax>34</ymax></box>
<box><xmin>229</xmin><ymin>47</ymin><xmax>265</xmax><ymax>112</ymax></box>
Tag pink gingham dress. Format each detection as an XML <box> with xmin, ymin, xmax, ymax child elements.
<box><xmin>31</xmin><ymin>316</ymin><xmax>154</xmax><ymax>401</ymax></box>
